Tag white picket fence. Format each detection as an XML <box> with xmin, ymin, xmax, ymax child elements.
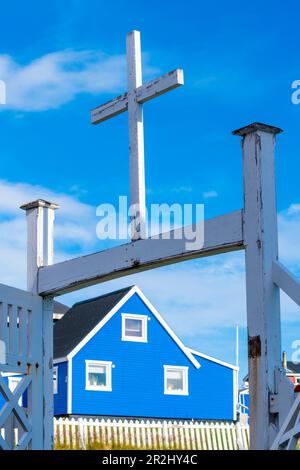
<box><xmin>54</xmin><ymin>417</ymin><xmax>250</xmax><ymax>450</ymax></box>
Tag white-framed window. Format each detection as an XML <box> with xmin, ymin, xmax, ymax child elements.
<box><xmin>164</xmin><ymin>366</ymin><xmax>189</xmax><ymax>395</ymax></box>
<box><xmin>295</xmin><ymin>377</ymin><xmax>300</xmax><ymax>385</ymax></box>
<box><xmin>53</xmin><ymin>366</ymin><xmax>58</xmax><ymax>394</ymax></box>
<box><xmin>85</xmin><ymin>360</ymin><xmax>112</xmax><ymax>391</ymax></box>
<box><xmin>121</xmin><ymin>314</ymin><xmax>148</xmax><ymax>342</ymax></box>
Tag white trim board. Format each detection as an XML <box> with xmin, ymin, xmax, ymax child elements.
<box><xmin>67</xmin><ymin>358</ymin><xmax>72</xmax><ymax>415</ymax></box>
<box><xmin>187</xmin><ymin>348</ymin><xmax>239</xmax><ymax>371</ymax></box>
<box><xmin>54</xmin><ymin>357</ymin><xmax>68</xmax><ymax>364</ymax></box>
<box><xmin>65</xmin><ymin>285</ymin><xmax>200</xmax><ymax>369</ymax></box>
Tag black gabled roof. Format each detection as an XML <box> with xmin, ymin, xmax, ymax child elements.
<box><xmin>54</xmin><ymin>286</ymin><xmax>134</xmax><ymax>359</ymax></box>
<box><xmin>287</xmin><ymin>361</ymin><xmax>300</xmax><ymax>374</ymax></box>
<box><xmin>54</xmin><ymin>300</ymin><xmax>69</xmax><ymax>315</ymax></box>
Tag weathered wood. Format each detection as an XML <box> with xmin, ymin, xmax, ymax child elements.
<box><xmin>21</xmin><ymin>199</ymin><xmax>58</xmax><ymax>450</ymax></box>
<box><xmin>38</xmin><ymin>209</ymin><xmax>244</xmax><ymax>296</ymax></box>
<box><xmin>0</xmin><ymin>283</ymin><xmax>43</xmax><ymax>450</ymax></box>
<box><xmin>91</xmin><ymin>31</ymin><xmax>184</xmax><ymax>241</ymax></box>
<box><xmin>135</xmin><ymin>69</ymin><xmax>183</xmax><ymax>104</ymax></box>
<box><xmin>126</xmin><ymin>31</ymin><xmax>146</xmax><ymax>240</ymax></box>
<box><xmin>91</xmin><ymin>70</ymin><xmax>183</xmax><ymax>125</ymax></box>
<box><xmin>272</xmin><ymin>261</ymin><xmax>300</xmax><ymax>307</ymax></box>
<box><xmin>233</xmin><ymin>123</ymin><xmax>288</xmax><ymax>450</ymax></box>
<box><xmin>20</xmin><ymin>200</ymin><xmax>59</xmax><ymax>293</ymax></box>
<box><xmin>91</xmin><ymin>92</ymin><xmax>128</xmax><ymax>125</ymax></box>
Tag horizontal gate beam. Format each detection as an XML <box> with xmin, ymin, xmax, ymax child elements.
<box><xmin>38</xmin><ymin>209</ymin><xmax>244</xmax><ymax>296</ymax></box>
<box><xmin>272</xmin><ymin>260</ymin><xmax>300</xmax><ymax>307</ymax></box>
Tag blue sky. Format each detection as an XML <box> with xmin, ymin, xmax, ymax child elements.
<box><xmin>0</xmin><ymin>0</ymin><xmax>300</xmax><ymax>381</ymax></box>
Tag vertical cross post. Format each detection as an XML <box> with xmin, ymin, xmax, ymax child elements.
<box><xmin>20</xmin><ymin>199</ymin><xmax>59</xmax><ymax>449</ymax></box>
<box><xmin>233</xmin><ymin>123</ymin><xmax>282</xmax><ymax>449</ymax></box>
<box><xmin>126</xmin><ymin>31</ymin><xmax>146</xmax><ymax>240</ymax></box>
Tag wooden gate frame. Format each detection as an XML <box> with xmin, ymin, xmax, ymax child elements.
<box><xmin>19</xmin><ymin>122</ymin><xmax>300</xmax><ymax>450</ymax></box>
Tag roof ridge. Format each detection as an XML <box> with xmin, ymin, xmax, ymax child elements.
<box><xmin>72</xmin><ymin>285</ymin><xmax>135</xmax><ymax>308</ymax></box>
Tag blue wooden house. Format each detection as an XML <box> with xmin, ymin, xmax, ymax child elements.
<box><xmin>53</xmin><ymin>285</ymin><xmax>238</xmax><ymax>421</ymax></box>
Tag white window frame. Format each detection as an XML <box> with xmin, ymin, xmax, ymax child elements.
<box><xmin>164</xmin><ymin>365</ymin><xmax>189</xmax><ymax>396</ymax></box>
<box><xmin>85</xmin><ymin>360</ymin><xmax>112</xmax><ymax>392</ymax></box>
<box><xmin>121</xmin><ymin>313</ymin><xmax>148</xmax><ymax>343</ymax></box>
<box><xmin>53</xmin><ymin>366</ymin><xmax>58</xmax><ymax>395</ymax></box>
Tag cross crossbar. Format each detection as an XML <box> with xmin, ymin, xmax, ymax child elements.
<box><xmin>272</xmin><ymin>260</ymin><xmax>300</xmax><ymax>307</ymax></box>
<box><xmin>91</xmin><ymin>69</ymin><xmax>183</xmax><ymax>124</ymax></box>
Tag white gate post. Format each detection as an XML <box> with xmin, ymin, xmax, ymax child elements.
<box><xmin>233</xmin><ymin>123</ymin><xmax>283</xmax><ymax>449</ymax></box>
<box><xmin>21</xmin><ymin>199</ymin><xmax>59</xmax><ymax>449</ymax></box>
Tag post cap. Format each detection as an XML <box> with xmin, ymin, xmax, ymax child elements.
<box><xmin>232</xmin><ymin>122</ymin><xmax>283</xmax><ymax>137</ymax></box>
<box><xmin>20</xmin><ymin>199</ymin><xmax>60</xmax><ymax>211</ymax></box>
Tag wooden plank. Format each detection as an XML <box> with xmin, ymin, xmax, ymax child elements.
<box><xmin>205</xmin><ymin>422</ymin><xmax>213</xmax><ymax>450</ymax></box>
<box><xmin>38</xmin><ymin>210</ymin><xmax>244</xmax><ymax>296</ymax></box>
<box><xmin>217</xmin><ymin>425</ymin><xmax>224</xmax><ymax>450</ymax></box>
<box><xmin>0</xmin><ymin>302</ymin><xmax>8</xmax><ymax>366</ymax></box>
<box><xmin>173</xmin><ymin>421</ymin><xmax>180</xmax><ymax>449</ymax></box>
<box><xmin>146</xmin><ymin>420</ymin><xmax>152</xmax><ymax>449</ymax></box>
<box><xmin>233</xmin><ymin>123</ymin><xmax>286</xmax><ymax>450</ymax></box>
<box><xmin>141</xmin><ymin>420</ymin><xmax>146</xmax><ymax>448</ymax></box>
<box><xmin>91</xmin><ymin>92</ymin><xmax>128</xmax><ymax>125</ymax></box>
<box><xmin>126</xmin><ymin>31</ymin><xmax>146</xmax><ymax>240</ymax></box>
<box><xmin>136</xmin><ymin>69</ymin><xmax>183</xmax><ymax>104</ymax></box>
<box><xmin>90</xmin><ymin>70</ymin><xmax>183</xmax><ymax>125</ymax></box>
<box><xmin>200</xmin><ymin>422</ymin><xmax>207</xmax><ymax>450</ymax></box>
<box><xmin>273</xmin><ymin>261</ymin><xmax>300</xmax><ymax>307</ymax></box>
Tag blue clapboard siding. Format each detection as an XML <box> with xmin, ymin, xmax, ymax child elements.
<box><xmin>64</xmin><ymin>292</ymin><xmax>235</xmax><ymax>420</ymax></box>
<box><xmin>54</xmin><ymin>361</ymin><xmax>68</xmax><ymax>416</ymax></box>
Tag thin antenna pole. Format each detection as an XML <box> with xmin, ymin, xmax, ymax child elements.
<box><xmin>236</xmin><ymin>323</ymin><xmax>239</xmax><ymax>419</ymax></box>
<box><xmin>236</xmin><ymin>323</ymin><xmax>239</xmax><ymax>369</ymax></box>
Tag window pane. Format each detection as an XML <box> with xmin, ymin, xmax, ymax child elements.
<box><xmin>166</xmin><ymin>369</ymin><xmax>184</xmax><ymax>391</ymax></box>
<box><xmin>88</xmin><ymin>364</ymin><xmax>107</xmax><ymax>387</ymax></box>
<box><xmin>53</xmin><ymin>368</ymin><xmax>58</xmax><ymax>393</ymax></box>
<box><xmin>125</xmin><ymin>318</ymin><xmax>142</xmax><ymax>337</ymax></box>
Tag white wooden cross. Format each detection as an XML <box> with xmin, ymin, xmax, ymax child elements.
<box><xmin>91</xmin><ymin>30</ymin><xmax>184</xmax><ymax>240</ymax></box>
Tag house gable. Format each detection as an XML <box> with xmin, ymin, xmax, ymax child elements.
<box><xmin>64</xmin><ymin>286</ymin><xmax>200</xmax><ymax>369</ymax></box>
<box><xmin>70</xmin><ymin>291</ymin><xmax>208</xmax><ymax>418</ymax></box>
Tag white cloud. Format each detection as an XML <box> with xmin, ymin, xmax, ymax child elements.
<box><xmin>0</xmin><ymin>179</ymin><xmax>99</xmax><ymax>288</ymax></box>
<box><xmin>0</xmin><ymin>50</ymin><xmax>158</xmax><ymax>111</ymax></box>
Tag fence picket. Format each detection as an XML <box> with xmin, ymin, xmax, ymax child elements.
<box><xmin>226</xmin><ymin>423</ymin><xmax>234</xmax><ymax>450</ymax></box>
<box><xmin>215</xmin><ymin>424</ymin><xmax>222</xmax><ymax>450</ymax></box>
<box><xmin>205</xmin><ymin>422</ymin><xmax>213</xmax><ymax>450</ymax></box>
<box><xmin>70</xmin><ymin>417</ymin><xmax>76</xmax><ymax>448</ymax></box>
<box><xmin>157</xmin><ymin>422</ymin><xmax>163</xmax><ymax>449</ymax></box>
<box><xmin>220</xmin><ymin>423</ymin><xmax>228</xmax><ymax>450</ymax></box>
<box><xmin>58</xmin><ymin>418</ymin><xmax>64</xmax><ymax>447</ymax></box>
<box><xmin>173</xmin><ymin>421</ymin><xmax>180</xmax><ymax>449</ymax></box>
<box><xmin>200</xmin><ymin>422</ymin><xmax>207</xmax><ymax>450</ymax></box>
<box><xmin>166</xmin><ymin>421</ymin><xmax>173</xmax><ymax>449</ymax></box>
<box><xmin>194</xmin><ymin>422</ymin><xmax>201</xmax><ymax>449</ymax></box>
<box><xmin>129</xmin><ymin>420</ymin><xmax>135</xmax><ymax>448</ymax></box>
<box><xmin>53</xmin><ymin>417</ymin><xmax>249</xmax><ymax>451</ymax></box>
<box><xmin>141</xmin><ymin>420</ymin><xmax>146</xmax><ymax>448</ymax></box>
<box><xmin>123</xmin><ymin>419</ymin><xmax>129</xmax><ymax>447</ymax></box>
